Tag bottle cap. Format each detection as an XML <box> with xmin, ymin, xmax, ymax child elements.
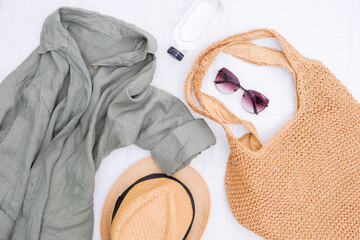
<box><xmin>167</xmin><ymin>46</ymin><xmax>184</xmax><ymax>61</ymax></box>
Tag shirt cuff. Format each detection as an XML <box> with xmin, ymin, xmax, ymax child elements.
<box><xmin>151</xmin><ymin>119</ymin><xmax>216</xmax><ymax>175</ymax></box>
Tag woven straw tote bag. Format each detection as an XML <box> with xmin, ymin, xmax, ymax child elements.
<box><xmin>184</xmin><ymin>29</ymin><xmax>360</xmax><ymax>239</ymax></box>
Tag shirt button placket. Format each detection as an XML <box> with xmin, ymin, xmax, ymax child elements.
<box><xmin>89</xmin><ymin>65</ymin><xmax>99</xmax><ymax>76</ymax></box>
<box><xmin>23</xmin><ymin>168</ymin><xmax>39</xmax><ymax>219</ymax></box>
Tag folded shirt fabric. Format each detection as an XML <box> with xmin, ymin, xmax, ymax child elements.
<box><xmin>0</xmin><ymin>7</ymin><xmax>215</xmax><ymax>239</ymax></box>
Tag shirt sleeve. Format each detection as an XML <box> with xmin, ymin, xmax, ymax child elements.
<box><xmin>134</xmin><ymin>86</ymin><xmax>216</xmax><ymax>175</ymax></box>
<box><xmin>93</xmin><ymin>84</ymin><xmax>216</xmax><ymax>176</ymax></box>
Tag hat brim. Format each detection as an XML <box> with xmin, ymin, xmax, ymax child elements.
<box><xmin>100</xmin><ymin>157</ymin><xmax>210</xmax><ymax>240</ymax></box>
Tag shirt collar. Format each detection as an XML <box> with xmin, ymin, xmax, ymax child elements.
<box><xmin>38</xmin><ymin>7</ymin><xmax>157</xmax><ymax>66</ymax></box>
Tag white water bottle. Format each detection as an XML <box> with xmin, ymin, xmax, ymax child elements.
<box><xmin>167</xmin><ymin>0</ymin><xmax>223</xmax><ymax>61</ymax></box>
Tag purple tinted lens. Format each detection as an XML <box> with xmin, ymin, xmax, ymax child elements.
<box><xmin>214</xmin><ymin>68</ymin><xmax>240</xmax><ymax>94</ymax></box>
<box><xmin>241</xmin><ymin>90</ymin><xmax>269</xmax><ymax>114</ymax></box>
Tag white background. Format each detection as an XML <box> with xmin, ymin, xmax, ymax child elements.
<box><xmin>1</xmin><ymin>0</ymin><xmax>359</xmax><ymax>239</ymax></box>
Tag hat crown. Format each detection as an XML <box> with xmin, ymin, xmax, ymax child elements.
<box><xmin>110</xmin><ymin>178</ymin><xmax>193</xmax><ymax>240</ymax></box>
<box><xmin>100</xmin><ymin>157</ymin><xmax>210</xmax><ymax>240</ymax></box>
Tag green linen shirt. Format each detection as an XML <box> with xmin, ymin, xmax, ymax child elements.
<box><xmin>0</xmin><ymin>7</ymin><xmax>215</xmax><ymax>239</ymax></box>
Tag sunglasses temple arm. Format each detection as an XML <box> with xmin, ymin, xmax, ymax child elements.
<box><xmin>247</xmin><ymin>92</ymin><xmax>258</xmax><ymax>115</ymax></box>
<box><xmin>221</xmin><ymin>71</ymin><xmax>247</xmax><ymax>91</ymax></box>
<box><xmin>214</xmin><ymin>80</ymin><xmax>240</xmax><ymax>88</ymax></box>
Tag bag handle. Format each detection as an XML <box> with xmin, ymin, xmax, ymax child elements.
<box><xmin>184</xmin><ymin>29</ymin><xmax>301</xmax><ymax>145</ymax></box>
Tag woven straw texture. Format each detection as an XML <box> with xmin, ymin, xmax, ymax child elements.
<box><xmin>184</xmin><ymin>28</ymin><xmax>360</xmax><ymax>239</ymax></box>
<box><xmin>100</xmin><ymin>157</ymin><xmax>211</xmax><ymax>240</ymax></box>
<box><xmin>111</xmin><ymin>178</ymin><xmax>193</xmax><ymax>240</ymax></box>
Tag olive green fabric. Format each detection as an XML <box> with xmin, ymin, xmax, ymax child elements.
<box><xmin>0</xmin><ymin>7</ymin><xmax>215</xmax><ymax>239</ymax></box>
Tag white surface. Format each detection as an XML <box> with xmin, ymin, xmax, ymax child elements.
<box><xmin>1</xmin><ymin>1</ymin><xmax>360</xmax><ymax>239</ymax></box>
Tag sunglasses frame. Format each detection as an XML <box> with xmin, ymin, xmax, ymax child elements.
<box><xmin>214</xmin><ymin>68</ymin><xmax>268</xmax><ymax>115</ymax></box>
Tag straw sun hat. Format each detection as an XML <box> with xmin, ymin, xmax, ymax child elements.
<box><xmin>100</xmin><ymin>157</ymin><xmax>210</xmax><ymax>240</ymax></box>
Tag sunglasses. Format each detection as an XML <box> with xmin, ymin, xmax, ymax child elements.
<box><xmin>214</xmin><ymin>67</ymin><xmax>269</xmax><ymax>115</ymax></box>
